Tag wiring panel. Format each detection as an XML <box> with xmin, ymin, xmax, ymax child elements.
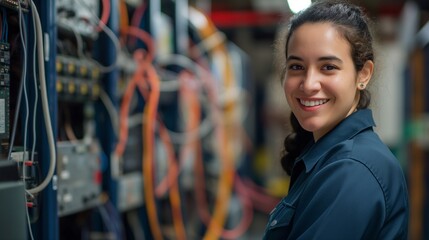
<box><xmin>56</xmin><ymin>0</ymin><xmax>99</xmax><ymax>38</ymax></box>
<box><xmin>56</xmin><ymin>55</ymin><xmax>101</xmax><ymax>101</ymax></box>
<box><xmin>0</xmin><ymin>0</ymin><xmax>278</xmax><ymax>239</ymax></box>
<box><xmin>0</xmin><ymin>0</ymin><xmax>29</xmax><ymax>12</ymax></box>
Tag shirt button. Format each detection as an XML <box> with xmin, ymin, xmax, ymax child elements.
<box><xmin>270</xmin><ymin>220</ymin><xmax>278</xmax><ymax>226</ymax></box>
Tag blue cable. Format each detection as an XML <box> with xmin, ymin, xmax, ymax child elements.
<box><xmin>3</xmin><ymin>9</ymin><xmax>8</xmax><ymax>41</ymax></box>
<box><xmin>1</xmin><ymin>9</ymin><xmax>5</xmax><ymax>41</ymax></box>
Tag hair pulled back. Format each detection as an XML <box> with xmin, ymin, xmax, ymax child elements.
<box><xmin>280</xmin><ymin>0</ymin><xmax>374</xmax><ymax>175</ymax></box>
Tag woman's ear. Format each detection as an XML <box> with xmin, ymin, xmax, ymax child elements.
<box><xmin>357</xmin><ymin>60</ymin><xmax>374</xmax><ymax>89</ymax></box>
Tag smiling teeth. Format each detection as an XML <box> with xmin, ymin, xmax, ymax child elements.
<box><xmin>300</xmin><ymin>99</ymin><xmax>328</xmax><ymax>107</ymax></box>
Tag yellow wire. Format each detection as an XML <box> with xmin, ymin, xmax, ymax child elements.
<box><xmin>190</xmin><ymin>7</ymin><xmax>238</xmax><ymax>240</ymax></box>
<box><xmin>119</xmin><ymin>0</ymin><xmax>129</xmax><ymax>33</ymax></box>
<box><xmin>140</xmin><ymin>57</ymin><xmax>163</xmax><ymax>240</ymax></box>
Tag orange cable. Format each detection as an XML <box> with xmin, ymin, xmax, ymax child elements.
<box><xmin>114</xmin><ymin>27</ymin><xmax>154</xmax><ymax>158</ymax></box>
<box><xmin>157</xmin><ymin>120</ymin><xmax>187</xmax><ymax>240</ymax></box>
<box><xmin>136</xmin><ymin>50</ymin><xmax>163</xmax><ymax>240</ymax></box>
<box><xmin>191</xmin><ymin>8</ymin><xmax>237</xmax><ymax>239</ymax></box>
<box><xmin>184</xmin><ymin>50</ymin><xmax>253</xmax><ymax>238</ymax></box>
<box><xmin>121</xmin><ymin>26</ymin><xmax>155</xmax><ymax>62</ymax></box>
<box><xmin>137</xmin><ymin>72</ymin><xmax>187</xmax><ymax>240</ymax></box>
<box><xmin>154</xmin><ymin>71</ymin><xmax>200</xmax><ymax>197</ymax></box>
<box><xmin>114</xmin><ymin>70</ymin><xmax>137</xmax><ymax>158</ymax></box>
<box><xmin>119</xmin><ymin>0</ymin><xmax>129</xmax><ymax>38</ymax></box>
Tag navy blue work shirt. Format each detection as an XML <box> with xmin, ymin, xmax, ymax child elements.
<box><xmin>263</xmin><ymin>109</ymin><xmax>409</xmax><ymax>240</ymax></box>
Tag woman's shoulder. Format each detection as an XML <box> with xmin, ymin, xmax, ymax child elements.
<box><xmin>316</xmin><ymin>130</ymin><xmax>407</xmax><ymax>210</ymax></box>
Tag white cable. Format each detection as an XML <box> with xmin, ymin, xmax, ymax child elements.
<box><xmin>75</xmin><ymin>0</ymin><xmax>120</xmax><ymax>73</ymax></box>
<box><xmin>18</xmin><ymin>3</ymin><xmax>28</xmax><ymax>150</ymax></box>
<box><xmin>190</xmin><ymin>31</ymin><xmax>226</xmax><ymax>58</ymax></box>
<box><xmin>31</xmin><ymin>0</ymin><xmax>38</xmax><ymax>163</ymax></box>
<box><xmin>18</xmin><ymin>0</ymin><xmax>29</xmax><ymax>163</ymax></box>
<box><xmin>99</xmin><ymin>88</ymin><xmax>119</xmax><ymax>137</ymax></box>
<box><xmin>18</xmin><ymin>3</ymin><xmax>34</xmax><ymax>240</ymax></box>
<box><xmin>70</xmin><ymin>23</ymin><xmax>85</xmax><ymax>59</ymax></box>
<box><xmin>28</xmin><ymin>1</ymin><xmax>56</xmax><ymax>195</ymax></box>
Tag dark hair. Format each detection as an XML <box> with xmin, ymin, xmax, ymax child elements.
<box><xmin>279</xmin><ymin>0</ymin><xmax>374</xmax><ymax>175</ymax></box>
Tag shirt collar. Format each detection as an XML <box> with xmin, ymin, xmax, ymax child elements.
<box><xmin>296</xmin><ymin>109</ymin><xmax>376</xmax><ymax>173</ymax></box>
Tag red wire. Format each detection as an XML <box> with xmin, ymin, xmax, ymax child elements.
<box><xmin>128</xmin><ymin>3</ymin><xmax>148</xmax><ymax>47</ymax></box>
<box><xmin>122</xmin><ymin>26</ymin><xmax>155</xmax><ymax>62</ymax></box>
<box><xmin>222</xmin><ymin>176</ymin><xmax>254</xmax><ymax>239</ymax></box>
<box><xmin>194</xmin><ymin>147</ymin><xmax>255</xmax><ymax>239</ymax></box>
<box><xmin>243</xmin><ymin>178</ymin><xmax>281</xmax><ymax>213</ymax></box>
<box><xmin>97</xmin><ymin>0</ymin><xmax>111</xmax><ymax>32</ymax></box>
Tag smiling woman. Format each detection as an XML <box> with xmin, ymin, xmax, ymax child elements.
<box><xmin>284</xmin><ymin>22</ymin><xmax>374</xmax><ymax>140</ymax></box>
<box><xmin>264</xmin><ymin>0</ymin><xmax>409</xmax><ymax>239</ymax></box>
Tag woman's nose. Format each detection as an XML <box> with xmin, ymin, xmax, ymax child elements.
<box><xmin>300</xmin><ymin>69</ymin><xmax>321</xmax><ymax>94</ymax></box>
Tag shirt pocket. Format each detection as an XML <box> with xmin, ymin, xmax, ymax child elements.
<box><xmin>263</xmin><ymin>202</ymin><xmax>296</xmax><ymax>239</ymax></box>
<box><xmin>267</xmin><ymin>202</ymin><xmax>295</xmax><ymax>230</ymax></box>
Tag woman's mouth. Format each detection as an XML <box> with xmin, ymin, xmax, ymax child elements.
<box><xmin>299</xmin><ymin>99</ymin><xmax>329</xmax><ymax>107</ymax></box>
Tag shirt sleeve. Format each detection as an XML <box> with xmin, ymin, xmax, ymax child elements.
<box><xmin>288</xmin><ymin>159</ymin><xmax>386</xmax><ymax>240</ymax></box>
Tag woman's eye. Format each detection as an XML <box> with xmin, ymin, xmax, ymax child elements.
<box><xmin>322</xmin><ymin>65</ymin><xmax>338</xmax><ymax>71</ymax></box>
<box><xmin>288</xmin><ymin>64</ymin><xmax>303</xmax><ymax>70</ymax></box>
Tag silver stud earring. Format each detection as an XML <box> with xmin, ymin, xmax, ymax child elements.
<box><xmin>358</xmin><ymin>83</ymin><xmax>366</xmax><ymax>90</ymax></box>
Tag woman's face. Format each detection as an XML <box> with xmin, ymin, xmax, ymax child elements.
<box><xmin>284</xmin><ymin>22</ymin><xmax>371</xmax><ymax>141</ymax></box>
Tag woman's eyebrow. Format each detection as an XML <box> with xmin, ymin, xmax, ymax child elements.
<box><xmin>286</xmin><ymin>55</ymin><xmax>343</xmax><ymax>63</ymax></box>
<box><xmin>318</xmin><ymin>56</ymin><xmax>343</xmax><ymax>63</ymax></box>
<box><xmin>286</xmin><ymin>55</ymin><xmax>303</xmax><ymax>62</ymax></box>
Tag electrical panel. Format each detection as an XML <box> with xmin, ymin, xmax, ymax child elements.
<box><xmin>0</xmin><ymin>0</ymin><xmax>29</xmax><ymax>12</ymax></box>
<box><xmin>57</xmin><ymin>140</ymin><xmax>102</xmax><ymax>217</ymax></box>
<box><xmin>0</xmin><ymin>1</ymin><xmax>263</xmax><ymax>239</ymax></box>
<box><xmin>56</xmin><ymin>0</ymin><xmax>100</xmax><ymax>38</ymax></box>
<box><xmin>56</xmin><ymin>55</ymin><xmax>100</xmax><ymax>101</ymax></box>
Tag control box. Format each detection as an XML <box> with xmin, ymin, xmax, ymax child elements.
<box><xmin>57</xmin><ymin>140</ymin><xmax>102</xmax><ymax>217</ymax></box>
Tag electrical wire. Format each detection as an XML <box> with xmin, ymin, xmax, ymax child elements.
<box><xmin>121</xmin><ymin>26</ymin><xmax>155</xmax><ymax>62</ymax></box>
<box><xmin>6</xmin><ymin>1</ymin><xmax>23</xmax><ymax>159</ymax></box>
<box><xmin>190</xmin><ymin>31</ymin><xmax>226</xmax><ymax>59</ymax></box>
<box><xmin>112</xmin><ymin>26</ymin><xmax>155</xmax><ymax>174</ymax></box>
<box><xmin>24</xmin><ymin>190</ymin><xmax>35</xmax><ymax>240</ymax></box>
<box><xmin>97</xmin><ymin>205</ymin><xmax>117</xmax><ymax>237</ymax></box>
<box><xmin>105</xmin><ymin>198</ymin><xmax>125</xmax><ymax>239</ymax></box>
<box><xmin>242</xmin><ymin>178</ymin><xmax>281</xmax><ymax>213</ymax></box>
<box><xmin>117</xmin><ymin>48</ymin><xmax>187</xmax><ymax>240</ymax></box>
<box><xmin>116</xmin><ymin>5</ymin><xmax>254</xmax><ymax>239</ymax></box>
<box><xmin>20</xmin><ymin>0</ymin><xmax>30</xmax><ymax>179</ymax></box>
<box><xmin>0</xmin><ymin>10</ymin><xmax>3</xmax><ymax>40</ymax></box>
<box><xmin>31</xmin><ymin>2</ymin><xmax>39</xmax><ymax>164</ymax></box>
<box><xmin>69</xmin><ymin>25</ymin><xmax>85</xmax><ymax>59</ymax></box>
<box><xmin>126</xmin><ymin>211</ymin><xmax>146</xmax><ymax>240</ymax></box>
<box><xmin>119</xmin><ymin>0</ymin><xmax>129</xmax><ymax>40</ymax></box>
<box><xmin>127</xmin><ymin>3</ymin><xmax>147</xmax><ymax>48</ymax></box>
<box><xmin>156</xmin><ymin>105</ymin><xmax>186</xmax><ymax>240</ymax></box>
<box><xmin>99</xmin><ymin>88</ymin><xmax>119</xmax><ymax>137</ymax></box>
<box><xmin>27</xmin><ymin>1</ymin><xmax>56</xmax><ymax>195</ymax></box>
<box><xmin>188</xmin><ymin>7</ymin><xmax>241</xmax><ymax>239</ymax></box>
<box><xmin>135</xmin><ymin>49</ymin><xmax>163</xmax><ymax>240</ymax></box>
<box><xmin>75</xmin><ymin>0</ymin><xmax>120</xmax><ymax>73</ymax></box>
<box><xmin>97</xmin><ymin>0</ymin><xmax>111</xmax><ymax>32</ymax></box>
<box><xmin>64</xmin><ymin>119</ymin><xmax>78</xmax><ymax>142</ymax></box>
<box><xmin>17</xmin><ymin>3</ymin><xmax>34</xmax><ymax>240</ymax></box>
